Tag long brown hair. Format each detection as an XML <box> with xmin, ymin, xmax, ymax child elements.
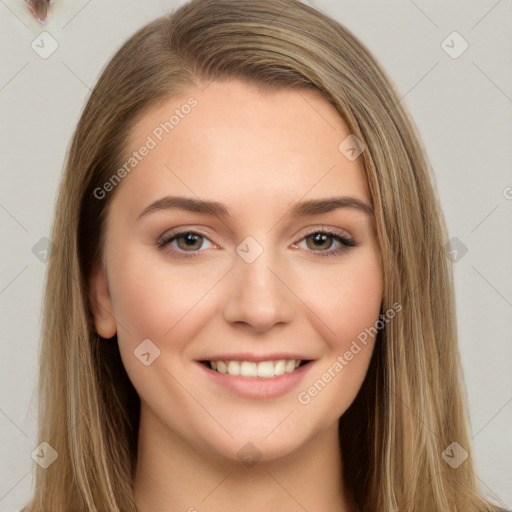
<box><xmin>24</xmin><ymin>1</ymin><xmax>503</xmax><ymax>510</ymax></box>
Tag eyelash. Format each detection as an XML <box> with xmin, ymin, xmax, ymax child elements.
<box><xmin>156</xmin><ymin>227</ymin><xmax>356</xmax><ymax>259</ymax></box>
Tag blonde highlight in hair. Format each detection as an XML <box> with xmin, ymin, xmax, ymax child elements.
<box><xmin>24</xmin><ymin>1</ymin><xmax>503</xmax><ymax>511</ymax></box>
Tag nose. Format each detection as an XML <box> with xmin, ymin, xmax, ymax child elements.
<box><xmin>222</xmin><ymin>242</ymin><xmax>295</xmax><ymax>333</ymax></box>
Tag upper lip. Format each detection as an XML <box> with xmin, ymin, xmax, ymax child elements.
<box><xmin>197</xmin><ymin>353</ymin><xmax>314</xmax><ymax>362</ymax></box>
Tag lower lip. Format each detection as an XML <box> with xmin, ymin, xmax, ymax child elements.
<box><xmin>197</xmin><ymin>362</ymin><xmax>314</xmax><ymax>400</ymax></box>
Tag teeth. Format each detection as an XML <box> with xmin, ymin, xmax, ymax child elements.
<box><xmin>240</xmin><ymin>361</ymin><xmax>257</xmax><ymax>377</ymax></box>
<box><xmin>208</xmin><ymin>359</ymin><xmax>303</xmax><ymax>378</ymax></box>
<box><xmin>227</xmin><ymin>360</ymin><xmax>240</xmax><ymax>376</ymax></box>
<box><xmin>256</xmin><ymin>361</ymin><xmax>274</xmax><ymax>378</ymax></box>
<box><xmin>285</xmin><ymin>360</ymin><xmax>296</xmax><ymax>373</ymax></box>
<box><xmin>274</xmin><ymin>360</ymin><xmax>285</xmax><ymax>375</ymax></box>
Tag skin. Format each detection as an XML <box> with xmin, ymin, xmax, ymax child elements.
<box><xmin>89</xmin><ymin>80</ymin><xmax>383</xmax><ymax>512</ymax></box>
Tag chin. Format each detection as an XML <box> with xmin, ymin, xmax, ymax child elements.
<box><xmin>193</xmin><ymin>411</ymin><xmax>327</xmax><ymax>467</ymax></box>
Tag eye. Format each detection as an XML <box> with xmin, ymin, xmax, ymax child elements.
<box><xmin>295</xmin><ymin>228</ymin><xmax>356</xmax><ymax>257</ymax></box>
<box><xmin>157</xmin><ymin>229</ymin><xmax>214</xmax><ymax>257</ymax></box>
<box><xmin>157</xmin><ymin>227</ymin><xmax>356</xmax><ymax>258</ymax></box>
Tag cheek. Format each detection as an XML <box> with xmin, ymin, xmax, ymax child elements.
<box><xmin>303</xmin><ymin>247</ymin><xmax>383</xmax><ymax>350</ymax></box>
<box><xmin>106</xmin><ymin>243</ymin><xmax>222</xmax><ymax>344</ymax></box>
<box><xmin>104</xmin><ymin>245</ymin><xmax>222</xmax><ymax>414</ymax></box>
<box><xmin>294</xmin><ymin>249</ymin><xmax>383</xmax><ymax>413</ymax></box>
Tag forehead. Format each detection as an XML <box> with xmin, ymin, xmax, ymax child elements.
<box><xmin>113</xmin><ymin>80</ymin><xmax>370</xmax><ymax>219</ymax></box>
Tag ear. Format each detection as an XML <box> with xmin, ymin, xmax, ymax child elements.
<box><xmin>89</xmin><ymin>260</ymin><xmax>117</xmax><ymax>339</ymax></box>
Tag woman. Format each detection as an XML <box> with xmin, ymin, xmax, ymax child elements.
<box><xmin>22</xmin><ymin>0</ymin><xmax>507</xmax><ymax>511</ymax></box>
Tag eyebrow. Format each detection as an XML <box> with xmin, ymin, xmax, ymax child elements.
<box><xmin>137</xmin><ymin>195</ymin><xmax>374</xmax><ymax>220</ymax></box>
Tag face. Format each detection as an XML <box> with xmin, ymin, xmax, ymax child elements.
<box><xmin>90</xmin><ymin>79</ymin><xmax>383</xmax><ymax>464</ymax></box>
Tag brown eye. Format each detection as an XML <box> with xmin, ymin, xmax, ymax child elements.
<box><xmin>157</xmin><ymin>229</ymin><xmax>214</xmax><ymax>257</ymax></box>
<box><xmin>296</xmin><ymin>229</ymin><xmax>356</xmax><ymax>257</ymax></box>
<box><xmin>175</xmin><ymin>232</ymin><xmax>204</xmax><ymax>251</ymax></box>
<box><xmin>306</xmin><ymin>232</ymin><xmax>334</xmax><ymax>251</ymax></box>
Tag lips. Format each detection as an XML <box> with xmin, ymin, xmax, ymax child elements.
<box><xmin>197</xmin><ymin>358</ymin><xmax>314</xmax><ymax>400</ymax></box>
<box><xmin>196</xmin><ymin>355</ymin><xmax>315</xmax><ymax>399</ymax></box>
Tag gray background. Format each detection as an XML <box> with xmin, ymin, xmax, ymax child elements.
<box><xmin>0</xmin><ymin>0</ymin><xmax>511</xmax><ymax>510</ymax></box>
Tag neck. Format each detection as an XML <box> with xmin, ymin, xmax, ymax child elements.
<box><xmin>133</xmin><ymin>405</ymin><xmax>355</xmax><ymax>512</ymax></box>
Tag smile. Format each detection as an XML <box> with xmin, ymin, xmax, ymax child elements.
<box><xmin>198</xmin><ymin>358</ymin><xmax>315</xmax><ymax>399</ymax></box>
<box><xmin>203</xmin><ymin>359</ymin><xmax>308</xmax><ymax>378</ymax></box>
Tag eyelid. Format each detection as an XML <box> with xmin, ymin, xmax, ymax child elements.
<box><xmin>156</xmin><ymin>225</ymin><xmax>356</xmax><ymax>257</ymax></box>
<box><xmin>295</xmin><ymin>224</ymin><xmax>354</xmax><ymax>243</ymax></box>
<box><xmin>156</xmin><ymin>226</ymin><xmax>216</xmax><ymax>255</ymax></box>
<box><xmin>291</xmin><ymin>225</ymin><xmax>356</xmax><ymax>257</ymax></box>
